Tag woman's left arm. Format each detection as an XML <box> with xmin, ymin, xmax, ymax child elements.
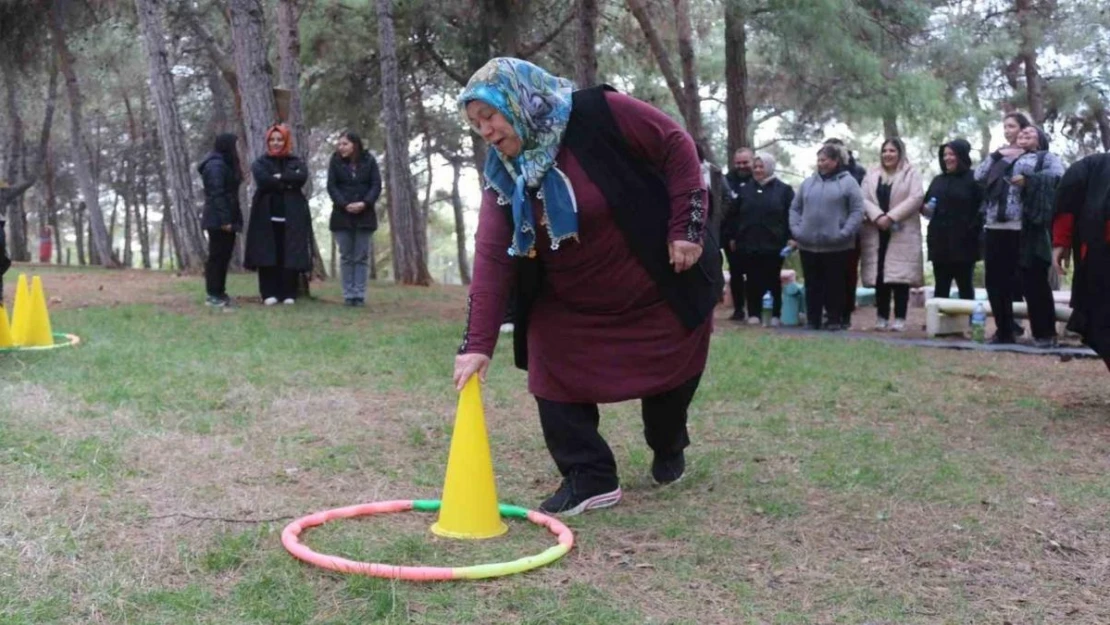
<box><xmin>604</xmin><ymin>92</ymin><xmax>706</xmax><ymax>246</ymax></box>
<box><xmin>887</xmin><ymin>168</ymin><xmax>925</xmax><ymax>223</ymax></box>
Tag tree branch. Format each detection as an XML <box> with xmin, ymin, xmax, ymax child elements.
<box><xmin>625</xmin><ymin>0</ymin><xmax>688</xmax><ymax>122</ymax></box>
<box><xmin>418</xmin><ymin>33</ymin><xmax>468</xmax><ymax>86</ymax></box>
<box><xmin>518</xmin><ymin>6</ymin><xmax>577</xmax><ymax>59</ymax></box>
<box><xmin>180</xmin><ymin>6</ymin><xmax>238</xmax><ymax>89</ymax></box>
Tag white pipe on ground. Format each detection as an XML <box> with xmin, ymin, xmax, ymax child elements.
<box><xmin>926</xmin><ymin>298</ymin><xmax>1072</xmax><ymax>322</ymax></box>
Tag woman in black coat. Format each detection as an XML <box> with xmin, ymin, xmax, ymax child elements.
<box><xmin>244</xmin><ymin>124</ymin><xmax>313</xmax><ymax>305</ymax></box>
<box><xmin>198</xmin><ymin>133</ymin><xmax>243</xmax><ymax>307</ymax></box>
<box><xmin>923</xmin><ymin>139</ymin><xmax>983</xmax><ymax>300</ymax></box>
<box><xmin>728</xmin><ymin>151</ymin><xmax>795</xmax><ymax>325</ymax></box>
<box><xmin>326</xmin><ymin>132</ymin><xmax>381</xmax><ymax>306</ymax></box>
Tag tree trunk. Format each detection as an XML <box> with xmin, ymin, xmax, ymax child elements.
<box><xmin>449</xmin><ymin>157</ymin><xmax>472</xmax><ymax>285</ymax></box>
<box><xmin>882</xmin><ymin>112</ymin><xmax>900</xmax><ymax>139</ymax></box>
<box><xmin>44</xmin><ymin>149</ymin><xmax>60</xmax><ymax>264</ymax></box>
<box><xmin>135</xmin><ymin>0</ymin><xmax>207</xmax><ymax>271</ymax></box>
<box><xmin>1015</xmin><ymin>0</ymin><xmax>1045</xmax><ymax>124</ymax></box>
<box><xmin>625</xmin><ymin>0</ymin><xmax>688</xmax><ymax>123</ymax></box>
<box><xmin>376</xmin><ymin>0</ymin><xmax>432</xmax><ymax>285</ymax></box>
<box><xmin>410</xmin><ymin>73</ymin><xmax>434</xmax><ymax>224</ymax></box>
<box><xmin>275</xmin><ymin>0</ymin><xmax>326</xmax><ymax>285</ymax></box>
<box><xmin>44</xmin><ymin>0</ymin><xmax>115</xmax><ymax>267</ymax></box>
<box><xmin>229</xmin><ymin>0</ymin><xmax>278</xmax><ymax>274</ymax></box>
<box><xmin>228</xmin><ymin>0</ymin><xmax>278</xmax><ymax>163</ymax></box>
<box><xmin>108</xmin><ymin>194</ymin><xmax>119</xmax><ymax>247</ymax></box>
<box><xmin>626</xmin><ymin>0</ymin><xmax>707</xmax><ymax>155</ymax></box>
<box><xmin>123</xmin><ymin>177</ymin><xmax>133</xmax><ymax>266</ymax></box>
<box><xmin>672</xmin><ymin>0</ymin><xmax>706</xmax><ymax>152</ymax></box>
<box><xmin>575</xmin><ymin>0</ymin><xmax>599</xmax><ymax>87</ymax></box>
<box><xmin>157</xmin><ymin>216</ymin><xmax>166</xmax><ymax>269</ymax></box>
<box><xmin>724</xmin><ymin>0</ymin><xmax>749</xmax><ymax>158</ymax></box>
<box><xmin>1096</xmin><ymin>105</ymin><xmax>1110</xmax><ymax>152</ymax></box>
<box><xmin>74</xmin><ymin>202</ymin><xmax>86</xmax><ymax>265</ymax></box>
<box><xmin>154</xmin><ymin>159</ymin><xmax>183</xmax><ymax>269</ymax></box>
<box><xmin>275</xmin><ymin>0</ymin><xmax>308</xmax><ymax>167</ymax></box>
<box><xmin>3</xmin><ymin>69</ymin><xmax>30</xmax><ymax>262</ymax></box>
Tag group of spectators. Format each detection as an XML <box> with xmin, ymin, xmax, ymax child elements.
<box><xmin>197</xmin><ymin>126</ymin><xmax>382</xmax><ymax>308</ymax></box>
<box><xmin>718</xmin><ymin>112</ymin><xmax>1102</xmax><ymax>356</ymax></box>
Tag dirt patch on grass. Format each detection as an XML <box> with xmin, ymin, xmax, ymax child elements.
<box><xmin>6</xmin><ymin>264</ymin><xmax>194</xmax><ymax>311</ymax></box>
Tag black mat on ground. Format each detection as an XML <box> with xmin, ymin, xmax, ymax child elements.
<box><xmin>773</xmin><ymin>328</ymin><xmax>1099</xmax><ymax>359</ymax></box>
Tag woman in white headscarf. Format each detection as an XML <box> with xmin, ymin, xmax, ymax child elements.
<box><xmin>727</xmin><ymin>152</ymin><xmax>795</xmax><ymax>325</ymax></box>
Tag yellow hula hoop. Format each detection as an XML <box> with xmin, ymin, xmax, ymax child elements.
<box><xmin>0</xmin><ymin>333</ymin><xmax>81</xmax><ymax>353</ymax></box>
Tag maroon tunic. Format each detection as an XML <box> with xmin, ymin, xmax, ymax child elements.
<box><xmin>462</xmin><ymin>92</ymin><xmax>711</xmax><ymax>403</ymax></box>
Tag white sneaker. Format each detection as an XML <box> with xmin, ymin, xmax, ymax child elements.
<box><xmin>282</xmin><ymin>298</ymin><xmax>295</xmax><ymax>305</ymax></box>
<box><xmin>263</xmin><ymin>297</ymin><xmax>279</xmax><ymax>306</ymax></box>
<box><xmin>875</xmin><ymin>318</ymin><xmax>889</xmax><ymax>331</ymax></box>
<box><xmin>892</xmin><ymin>318</ymin><xmax>906</xmax><ymax>332</ymax></box>
<box><xmin>747</xmin><ymin>316</ymin><xmax>761</xmax><ymax>326</ymax></box>
<box><xmin>770</xmin><ymin>317</ymin><xmax>781</xmax><ymax>327</ymax></box>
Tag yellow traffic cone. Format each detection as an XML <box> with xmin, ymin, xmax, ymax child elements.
<box><xmin>10</xmin><ymin>274</ymin><xmax>31</xmax><ymax>346</ymax></box>
<box><xmin>0</xmin><ymin>305</ymin><xmax>13</xmax><ymax>348</ymax></box>
<box><xmin>430</xmin><ymin>376</ymin><xmax>508</xmax><ymax>540</ymax></box>
<box><xmin>23</xmin><ymin>276</ymin><xmax>54</xmax><ymax>347</ymax></box>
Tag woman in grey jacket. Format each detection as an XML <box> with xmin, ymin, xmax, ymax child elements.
<box><xmin>789</xmin><ymin>144</ymin><xmax>865</xmax><ymax>330</ymax></box>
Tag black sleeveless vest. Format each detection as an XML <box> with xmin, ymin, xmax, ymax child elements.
<box><xmin>505</xmin><ymin>85</ymin><xmax>724</xmax><ymax>370</ymax></box>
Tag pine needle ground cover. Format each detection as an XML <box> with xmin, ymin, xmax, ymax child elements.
<box><xmin>2</xmin><ymin>267</ymin><xmax>1108</xmax><ymax>624</ymax></box>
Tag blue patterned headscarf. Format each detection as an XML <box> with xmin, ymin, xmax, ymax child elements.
<box><xmin>459</xmin><ymin>58</ymin><xmax>577</xmax><ymax>258</ymax></box>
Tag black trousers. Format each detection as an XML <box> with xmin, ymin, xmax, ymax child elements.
<box><xmin>875</xmin><ymin>229</ymin><xmax>909</xmax><ymax>320</ymax></box>
<box><xmin>843</xmin><ymin>237</ymin><xmax>862</xmax><ymax>323</ymax></box>
<box><xmin>724</xmin><ymin>247</ymin><xmax>746</xmax><ymax>316</ymax></box>
<box><xmin>801</xmin><ymin>250</ymin><xmax>850</xmax><ymax>329</ymax></box>
<box><xmin>985</xmin><ymin>229</ymin><xmax>1056</xmax><ymax>340</ymax></box>
<box><xmin>933</xmin><ymin>261</ymin><xmax>975</xmax><ymax>300</ymax></box>
<box><xmin>534</xmin><ymin>373</ymin><xmax>702</xmax><ymax>493</ymax></box>
<box><xmin>740</xmin><ymin>252</ymin><xmax>783</xmax><ymax>318</ymax></box>
<box><xmin>205</xmin><ymin>229</ymin><xmax>236</xmax><ymax>298</ymax></box>
<box><xmin>0</xmin><ymin>222</ymin><xmax>9</xmax><ymax>301</ymax></box>
<box><xmin>258</xmin><ymin>221</ymin><xmax>298</xmax><ymax>300</ymax></box>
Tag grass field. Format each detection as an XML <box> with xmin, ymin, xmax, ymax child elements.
<box><xmin>2</xmin><ymin>265</ymin><xmax>1109</xmax><ymax>624</ymax></box>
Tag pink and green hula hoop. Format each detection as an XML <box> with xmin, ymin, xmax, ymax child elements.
<box><xmin>0</xmin><ymin>333</ymin><xmax>81</xmax><ymax>353</ymax></box>
<box><xmin>281</xmin><ymin>499</ymin><xmax>574</xmax><ymax>581</ymax></box>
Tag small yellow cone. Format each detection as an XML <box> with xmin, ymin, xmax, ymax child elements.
<box><xmin>0</xmin><ymin>305</ymin><xmax>13</xmax><ymax>348</ymax></box>
<box><xmin>23</xmin><ymin>276</ymin><xmax>55</xmax><ymax>347</ymax></box>
<box><xmin>430</xmin><ymin>377</ymin><xmax>508</xmax><ymax>540</ymax></box>
<box><xmin>10</xmin><ymin>274</ymin><xmax>31</xmax><ymax>346</ymax></box>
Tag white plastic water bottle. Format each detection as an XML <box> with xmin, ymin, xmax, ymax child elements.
<box><xmin>971</xmin><ymin>302</ymin><xmax>987</xmax><ymax>343</ymax></box>
<box><xmin>761</xmin><ymin>291</ymin><xmax>773</xmax><ymax>326</ymax></box>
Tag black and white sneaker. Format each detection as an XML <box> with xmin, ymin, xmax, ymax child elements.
<box><xmin>652</xmin><ymin>451</ymin><xmax>686</xmax><ymax>485</ymax></box>
<box><xmin>539</xmin><ymin>480</ymin><xmax>622</xmax><ymax>517</ymax></box>
<box><xmin>205</xmin><ymin>295</ymin><xmax>227</xmax><ymax>308</ymax></box>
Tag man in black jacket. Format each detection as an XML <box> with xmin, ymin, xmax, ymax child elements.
<box><xmin>722</xmin><ymin>148</ymin><xmax>754</xmax><ymax>319</ymax></box>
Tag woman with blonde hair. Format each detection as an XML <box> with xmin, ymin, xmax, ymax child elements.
<box><xmin>860</xmin><ymin>138</ymin><xmax>924</xmax><ymax>331</ymax></box>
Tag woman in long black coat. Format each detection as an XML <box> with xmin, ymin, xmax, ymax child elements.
<box><xmin>244</xmin><ymin>124</ymin><xmax>313</xmax><ymax>305</ymax></box>
<box><xmin>923</xmin><ymin>139</ymin><xmax>983</xmax><ymax>300</ymax></box>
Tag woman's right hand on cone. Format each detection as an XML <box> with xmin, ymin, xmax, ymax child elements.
<box><xmin>454</xmin><ymin>353</ymin><xmax>491</xmax><ymax>391</ymax></box>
